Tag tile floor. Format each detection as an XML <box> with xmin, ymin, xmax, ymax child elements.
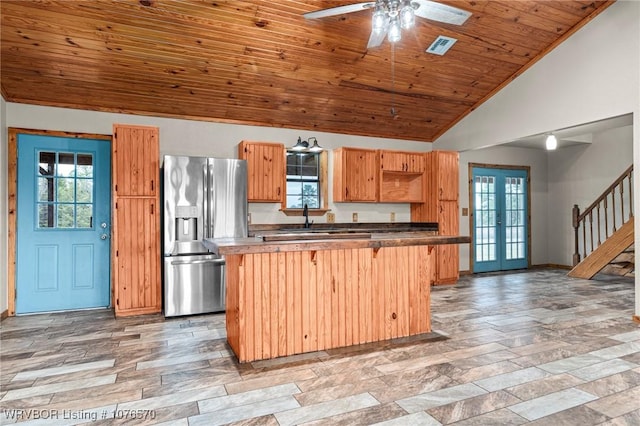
<box><xmin>1</xmin><ymin>269</ymin><xmax>639</xmax><ymax>425</ymax></box>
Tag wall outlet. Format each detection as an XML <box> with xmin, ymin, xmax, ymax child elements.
<box><xmin>327</xmin><ymin>212</ymin><xmax>335</xmax><ymax>223</ymax></box>
<box><xmin>390</xmin><ymin>212</ymin><xmax>396</xmax><ymax>222</ymax></box>
<box><xmin>352</xmin><ymin>212</ymin><xmax>358</xmax><ymax>222</ymax></box>
<box><xmin>247</xmin><ymin>212</ymin><xmax>252</xmax><ymax>225</ymax></box>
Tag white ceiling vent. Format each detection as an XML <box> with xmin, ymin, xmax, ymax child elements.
<box><xmin>426</xmin><ymin>35</ymin><xmax>457</xmax><ymax>55</ymax></box>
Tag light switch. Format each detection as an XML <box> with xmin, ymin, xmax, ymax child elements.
<box><xmin>462</xmin><ymin>208</ymin><xmax>469</xmax><ymax>217</ymax></box>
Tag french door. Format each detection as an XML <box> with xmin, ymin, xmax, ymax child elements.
<box><xmin>16</xmin><ymin>134</ymin><xmax>112</xmax><ymax>313</ymax></box>
<box><xmin>472</xmin><ymin>166</ymin><xmax>529</xmax><ymax>273</ymax></box>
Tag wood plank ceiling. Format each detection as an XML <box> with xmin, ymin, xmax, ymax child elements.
<box><xmin>0</xmin><ymin>0</ymin><xmax>613</xmax><ymax>142</ymax></box>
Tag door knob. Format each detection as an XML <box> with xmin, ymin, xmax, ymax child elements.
<box><xmin>101</xmin><ymin>234</ymin><xmax>109</xmax><ymax>240</ymax></box>
<box><xmin>101</xmin><ymin>222</ymin><xmax>108</xmax><ymax>229</ymax></box>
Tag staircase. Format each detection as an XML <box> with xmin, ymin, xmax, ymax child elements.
<box><xmin>569</xmin><ymin>165</ymin><xmax>634</xmax><ymax>279</ymax></box>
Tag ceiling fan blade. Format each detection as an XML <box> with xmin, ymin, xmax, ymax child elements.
<box><xmin>367</xmin><ymin>29</ymin><xmax>387</xmax><ymax>49</ymax></box>
<box><xmin>304</xmin><ymin>2</ymin><xmax>376</xmax><ymax>19</ymax></box>
<box><xmin>412</xmin><ymin>0</ymin><xmax>472</xmax><ymax>25</ymax></box>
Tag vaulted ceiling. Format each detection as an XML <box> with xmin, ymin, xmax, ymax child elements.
<box><xmin>0</xmin><ymin>1</ymin><xmax>613</xmax><ymax>142</ymax></box>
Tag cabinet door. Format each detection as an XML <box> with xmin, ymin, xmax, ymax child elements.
<box><xmin>239</xmin><ymin>141</ymin><xmax>285</xmax><ymax>202</ymax></box>
<box><xmin>333</xmin><ymin>148</ymin><xmax>378</xmax><ymax>202</ymax></box>
<box><xmin>435</xmin><ymin>200</ymin><xmax>459</xmax><ymax>284</ymax></box>
<box><xmin>112</xmin><ymin>124</ymin><xmax>159</xmax><ymax>197</ymax></box>
<box><xmin>379</xmin><ymin>151</ymin><xmax>425</xmax><ymax>173</ymax></box>
<box><xmin>113</xmin><ymin>198</ymin><xmax>161</xmax><ymax>315</ymax></box>
<box><xmin>435</xmin><ymin>151</ymin><xmax>459</xmax><ymax>201</ymax></box>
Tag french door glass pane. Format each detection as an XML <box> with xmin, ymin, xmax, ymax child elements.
<box><xmin>505</xmin><ymin>176</ymin><xmax>525</xmax><ymax>260</ymax></box>
<box><xmin>475</xmin><ymin>175</ymin><xmax>497</xmax><ymax>262</ymax></box>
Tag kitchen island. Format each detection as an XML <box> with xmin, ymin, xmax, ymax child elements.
<box><xmin>204</xmin><ymin>230</ymin><xmax>469</xmax><ymax>363</ymax></box>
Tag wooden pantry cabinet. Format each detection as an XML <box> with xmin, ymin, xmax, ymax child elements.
<box><xmin>112</xmin><ymin>124</ymin><xmax>161</xmax><ymax>316</ymax></box>
<box><xmin>411</xmin><ymin>150</ymin><xmax>460</xmax><ymax>285</ymax></box>
<box><xmin>238</xmin><ymin>140</ymin><xmax>285</xmax><ymax>202</ymax></box>
<box><xmin>333</xmin><ymin>147</ymin><xmax>379</xmax><ymax>202</ymax></box>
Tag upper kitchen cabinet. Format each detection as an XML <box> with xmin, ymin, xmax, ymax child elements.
<box><xmin>379</xmin><ymin>150</ymin><xmax>426</xmax><ymax>173</ymax></box>
<box><xmin>238</xmin><ymin>140</ymin><xmax>285</xmax><ymax>202</ymax></box>
<box><xmin>432</xmin><ymin>150</ymin><xmax>459</xmax><ymax>201</ymax></box>
<box><xmin>333</xmin><ymin>147</ymin><xmax>378</xmax><ymax>202</ymax></box>
<box><xmin>379</xmin><ymin>150</ymin><xmax>426</xmax><ymax>203</ymax></box>
<box><xmin>112</xmin><ymin>124</ymin><xmax>159</xmax><ymax>197</ymax></box>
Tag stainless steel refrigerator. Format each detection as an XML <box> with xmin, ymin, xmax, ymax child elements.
<box><xmin>162</xmin><ymin>155</ymin><xmax>247</xmax><ymax>317</ymax></box>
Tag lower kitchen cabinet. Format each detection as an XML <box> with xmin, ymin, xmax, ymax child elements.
<box><xmin>112</xmin><ymin>197</ymin><xmax>161</xmax><ymax>316</ymax></box>
<box><xmin>435</xmin><ymin>200</ymin><xmax>460</xmax><ymax>283</ymax></box>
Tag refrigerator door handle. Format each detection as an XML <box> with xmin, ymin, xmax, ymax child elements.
<box><xmin>171</xmin><ymin>258</ymin><xmax>225</xmax><ymax>266</ymax></box>
<box><xmin>203</xmin><ymin>165</ymin><xmax>209</xmax><ymax>239</ymax></box>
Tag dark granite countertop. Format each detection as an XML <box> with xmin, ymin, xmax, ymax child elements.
<box><xmin>248</xmin><ymin>222</ymin><xmax>438</xmax><ymax>236</ymax></box>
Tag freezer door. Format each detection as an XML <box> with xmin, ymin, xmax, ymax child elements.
<box><xmin>163</xmin><ymin>254</ymin><xmax>225</xmax><ymax>317</ymax></box>
<box><xmin>207</xmin><ymin>158</ymin><xmax>248</xmax><ymax>238</ymax></box>
<box><xmin>163</xmin><ymin>155</ymin><xmax>208</xmax><ymax>256</ymax></box>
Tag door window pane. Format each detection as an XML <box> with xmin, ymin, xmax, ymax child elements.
<box><xmin>76</xmin><ymin>179</ymin><xmax>93</xmax><ymax>203</ymax></box>
<box><xmin>57</xmin><ymin>152</ymin><xmax>75</xmax><ymax>177</ymax></box>
<box><xmin>38</xmin><ymin>152</ymin><xmax>55</xmax><ymax>176</ymax></box>
<box><xmin>77</xmin><ymin>154</ymin><xmax>93</xmax><ymax>177</ymax></box>
<box><xmin>76</xmin><ymin>204</ymin><xmax>93</xmax><ymax>228</ymax></box>
<box><xmin>35</xmin><ymin>151</ymin><xmax>95</xmax><ymax>229</ymax></box>
<box><xmin>38</xmin><ymin>204</ymin><xmax>55</xmax><ymax>228</ymax></box>
<box><xmin>57</xmin><ymin>204</ymin><xmax>74</xmax><ymax>228</ymax></box>
<box><xmin>57</xmin><ymin>178</ymin><xmax>75</xmax><ymax>202</ymax></box>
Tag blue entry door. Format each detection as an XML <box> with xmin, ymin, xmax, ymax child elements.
<box><xmin>472</xmin><ymin>167</ymin><xmax>529</xmax><ymax>273</ymax></box>
<box><xmin>16</xmin><ymin>134</ymin><xmax>111</xmax><ymax>313</ymax></box>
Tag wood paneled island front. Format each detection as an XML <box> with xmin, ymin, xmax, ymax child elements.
<box><xmin>204</xmin><ymin>233</ymin><xmax>469</xmax><ymax>363</ymax></box>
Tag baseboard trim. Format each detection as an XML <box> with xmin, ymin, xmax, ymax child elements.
<box><xmin>530</xmin><ymin>264</ymin><xmax>572</xmax><ymax>270</ymax></box>
<box><xmin>464</xmin><ymin>265</ymin><xmax>572</xmax><ymax>275</ymax></box>
<box><xmin>1</xmin><ymin>309</ymin><xmax>8</xmax><ymax>321</ymax></box>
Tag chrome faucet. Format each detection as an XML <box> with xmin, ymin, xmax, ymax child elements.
<box><xmin>303</xmin><ymin>204</ymin><xmax>311</xmax><ymax>228</ymax></box>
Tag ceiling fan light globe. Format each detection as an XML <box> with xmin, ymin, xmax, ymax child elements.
<box><xmin>400</xmin><ymin>5</ymin><xmax>415</xmax><ymax>29</ymax></box>
<box><xmin>372</xmin><ymin>9</ymin><xmax>387</xmax><ymax>32</ymax></box>
<box><xmin>388</xmin><ymin>18</ymin><xmax>402</xmax><ymax>42</ymax></box>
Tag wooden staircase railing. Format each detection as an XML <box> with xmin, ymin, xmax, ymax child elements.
<box><xmin>572</xmin><ymin>164</ymin><xmax>633</xmax><ymax>266</ymax></box>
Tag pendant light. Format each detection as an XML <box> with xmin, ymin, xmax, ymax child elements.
<box><xmin>545</xmin><ymin>134</ymin><xmax>558</xmax><ymax>150</ymax></box>
<box><xmin>291</xmin><ymin>137</ymin><xmax>323</xmax><ymax>152</ymax></box>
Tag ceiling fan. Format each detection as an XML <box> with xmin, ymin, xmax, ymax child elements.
<box><xmin>304</xmin><ymin>0</ymin><xmax>472</xmax><ymax>48</ymax></box>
